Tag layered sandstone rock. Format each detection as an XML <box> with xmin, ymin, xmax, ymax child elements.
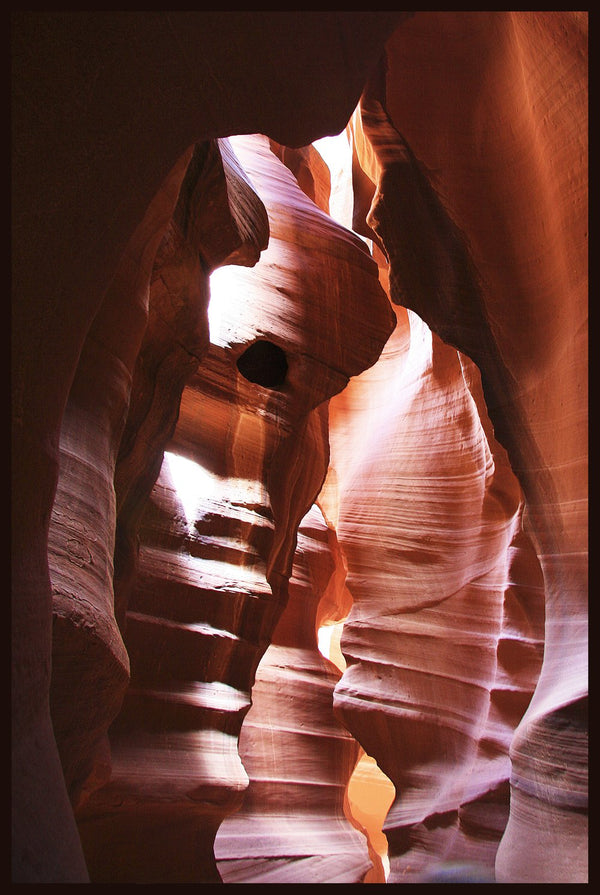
<box><xmin>75</xmin><ymin>133</ymin><xmax>393</xmax><ymax>882</ymax></box>
<box><xmin>215</xmin><ymin>505</ymin><xmax>372</xmax><ymax>884</ymax></box>
<box><xmin>12</xmin><ymin>13</ymin><xmax>403</xmax><ymax>881</ymax></box>
<box><xmin>322</xmin><ymin>301</ymin><xmax>546</xmax><ymax>882</ymax></box>
<box><xmin>112</xmin><ymin>138</ymin><xmax>269</xmax><ymax>633</ymax></box>
<box><xmin>327</xmin><ymin>11</ymin><xmax>587</xmax><ymax>884</ymax></box>
<box><xmin>45</xmin><ymin>149</ymin><xmax>196</xmax><ymax>814</ymax></box>
<box><xmin>47</xmin><ymin>137</ymin><xmax>268</xmax><ymax>818</ymax></box>
<box><xmin>12</xmin><ymin>11</ymin><xmax>587</xmax><ymax>885</ymax></box>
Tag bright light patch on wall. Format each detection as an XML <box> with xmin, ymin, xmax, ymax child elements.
<box><xmin>347</xmin><ymin>753</ymin><xmax>395</xmax><ymax>882</ymax></box>
<box><xmin>164</xmin><ymin>451</ymin><xmax>220</xmax><ymax>526</ymax></box>
<box><xmin>313</xmin><ymin>131</ymin><xmax>353</xmax><ymax>229</ymax></box>
<box><xmin>317</xmin><ymin>615</ymin><xmax>393</xmax><ymax>882</ymax></box>
<box><xmin>317</xmin><ymin>621</ymin><xmax>346</xmax><ymax>673</ymax></box>
<box><xmin>208</xmin><ymin>264</ymin><xmax>241</xmax><ymax>346</ymax></box>
<box><xmin>317</xmin><ymin>624</ymin><xmax>334</xmax><ymax>660</ymax></box>
<box><xmin>164</xmin><ymin>451</ymin><xmax>267</xmax><ymax>529</ymax></box>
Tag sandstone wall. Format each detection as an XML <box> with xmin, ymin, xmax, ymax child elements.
<box><xmin>342</xmin><ymin>14</ymin><xmax>587</xmax><ymax>881</ymax></box>
<box><xmin>74</xmin><ymin>133</ymin><xmax>392</xmax><ymax>882</ymax></box>
<box><xmin>12</xmin><ymin>12</ymin><xmax>586</xmax><ymax>884</ymax></box>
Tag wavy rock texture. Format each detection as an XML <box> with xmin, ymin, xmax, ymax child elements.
<box><xmin>12</xmin><ymin>13</ymin><xmax>403</xmax><ymax>881</ymax></box>
<box><xmin>47</xmin><ymin>138</ymin><xmax>267</xmax><ymax>821</ymax></box>
<box><xmin>12</xmin><ymin>12</ymin><xmax>587</xmax><ymax>885</ymax></box>
<box><xmin>332</xmin><ymin>12</ymin><xmax>586</xmax><ymax>883</ymax></box>
<box><xmin>323</xmin><ymin>300</ymin><xmax>546</xmax><ymax>882</ymax></box>
<box><xmin>46</xmin><ymin>150</ymin><xmax>196</xmax><ymax>813</ymax></box>
<box><xmin>215</xmin><ymin>505</ymin><xmax>372</xmax><ymax>884</ymax></box>
<box><xmin>77</xmin><ymin>462</ymin><xmax>258</xmax><ymax>882</ymax></box>
<box><xmin>75</xmin><ymin>134</ymin><xmax>393</xmax><ymax>882</ymax></box>
<box><xmin>112</xmin><ymin>138</ymin><xmax>269</xmax><ymax>634</ymax></box>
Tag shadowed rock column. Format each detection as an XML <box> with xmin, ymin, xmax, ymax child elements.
<box><xmin>46</xmin><ymin>149</ymin><xmax>197</xmax><ymax>813</ymax></box>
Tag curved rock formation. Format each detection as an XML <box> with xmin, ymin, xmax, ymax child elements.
<box><xmin>323</xmin><ymin>301</ymin><xmax>546</xmax><ymax>882</ymax></box>
<box><xmin>112</xmin><ymin>138</ymin><xmax>269</xmax><ymax>634</ymax></box>
<box><xmin>74</xmin><ymin>133</ymin><xmax>393</xmax><ymax>882</ymax></box>
<box><xmin>47</xmin><ymin>137</ymin><xmax>268</xmax><ymax>818</ymax></box>
<box><xmin>11</xmin><ymin>12</ymin><xmax>403</xmax><ymax>881</ymax></box>
<box><xmin>215</xmin><ymin>505</ymin><xmax>372</xmax><ymax>884</ymax></box>
<box><xmin>334</xmin><ymin>13</ymin><xmax>586</xmax><ymax>883</ymax></box>
<box><xmin>12</xmin><ymin>11</ymin><xmax>587</xmax><ymax>885</ymax></box>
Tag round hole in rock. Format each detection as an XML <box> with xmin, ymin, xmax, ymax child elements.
<box><xmin>236</xmin><ymin>339</ymin><xmax>288</xmax><ymax>389</ymax></box>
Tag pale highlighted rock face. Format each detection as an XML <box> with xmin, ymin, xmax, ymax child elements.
<box><xmin>215</xmin><ymin>506</ymin><xmax>374</xmax><ymax>884</ymax></box>
<box><xmin>75</xmin><ymin>134</ymin><xmax>393</xmax><ymax>882</ymax></box>
<box><xmin>323</xmin><ymin>300</ymin><xmax>545</xmax><ymax>882</ymax></box>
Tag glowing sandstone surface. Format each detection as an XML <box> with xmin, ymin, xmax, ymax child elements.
<box><xmin>12</xmin><ymin>11</ymin><xmax>587</xmax><ymax>885</ymax></box>
<box><xmin>75</xmin><ymin>132</ymin><xmax>394</xmax><ymax>882</ymax></box>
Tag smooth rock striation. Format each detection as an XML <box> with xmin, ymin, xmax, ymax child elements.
<box><xmin>48</xmin><ymin>137</ymin><xmax>268</xmax><ymax>818</ymax></box>
<box><xmin>340</xmin><ymin>13</ymin><xmax>587</xmax><ymax>882</ymax></box>
<box><xmin>12</xmin><ymin>13</ymin><xmax>403</xmax><ymax>880</ymax></box>
<box><xmin>215</xmin><ymin>505</ymin><xmax>373</xmax><ymax>884</ymax></box>
<box><xmin>75</xmin><ymin>133</ymin><xmax>393</xmax><ymax>882</ymax></box>
<box><xmin>323</xmin><ymin>302</ymin><xmax>546</xmax><ymax>882</ymax></box>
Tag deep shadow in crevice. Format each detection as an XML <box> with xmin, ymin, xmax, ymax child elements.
<box><xmin>236</xmin><ymin>339</ymin><xmax>288</xmax><ymax>389</ymax></box>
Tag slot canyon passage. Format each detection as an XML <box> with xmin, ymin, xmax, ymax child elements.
<box><xmin>11</xmin><ymin>11</ymin><xmax>588</xmax><ymax>885</ymax></box>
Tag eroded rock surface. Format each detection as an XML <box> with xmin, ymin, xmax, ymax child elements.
<box><xmin>47</xmin><ymin>137</ymin><xmax>268</xmax><ymax>818</ymax></box>
<box><xmin>215</xmin><ymin>506</ymin><xmax>372</xmax><ymax>884</ymax></box>
<box><xmin>327</xmin><ymin>11</ymin><xmax>587</xmax><ymax>884</ymax></box>
<box><xmin>12</xmin><ymin>13</ymin><xmax>403</xmax><ymax>881</ymax></box>
<box><xmin>12</xmin><ymin>11</ymin><xmax>586</xmax><ymax>885</ymax></box>
<box><xmin>323</xmin><ymin>304</ymin><xmax>546</xmax><ymax>882</ymax></box>
<box><xmin>75</xmin><ymin>134</ymin><xmax>392</xmax><ymax>882</ymax></box>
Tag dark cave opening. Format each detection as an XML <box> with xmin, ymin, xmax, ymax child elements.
<box><xmin>236</xmin><ymin>339</ymin><xmax>288</xmax><ymax>389</ymax></box>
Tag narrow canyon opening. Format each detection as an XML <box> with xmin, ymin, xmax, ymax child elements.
<box><xmin>313</xmin><ymin>130</ymin><xmax>395</xmax><ymax>883</ymax></box>
<box><xmin>317</xmin><ymin>619</ymin><xmax>396</xmax><ymax>883</ymax></box>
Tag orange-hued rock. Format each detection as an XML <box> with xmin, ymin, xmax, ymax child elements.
<box><xmin>12</xmin><ymin>11</ymin><xmax>586</xmax><ymax>885</ymax></box>
<box><xmin>323</xmin><ymin>301</ymin><xmax>545</xmax><ymax>882</ymax></box>
<box><xmin>215</xmin><ymin>506</ymin><xmax>373</xmax><ymax>884</ymax></box>
<box><xmin>12</xmin><ymin>13</ymin><xmax>402</xmax><ymax>880</ymax></box>
<box><xmin>75</xmin><ymin>135</ymin><xmax>393</xmax><ymax>882</ymax></box>
<box><xmin>112</xmin><ymin>139</ymin><xmax>269</xmax><ymax>632</ymax></box>
<box><xmin>47</xmin><ymin>138</ymin><xmax>267</xmax><ymax>820</ymax></box>
<box><xmin>333</xmin><ymin>12</ymin><xmax>586</xmax><ymax>883</ymax></box>
<box><xmin>269</xmin><ymin>141</ymin><xmax>332</xmax><ymax>216</ymax></box>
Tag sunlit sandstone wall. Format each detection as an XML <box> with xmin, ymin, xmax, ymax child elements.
<box><xmin>75</xmin><ymin>133</ymin><xmax>393</xmax><ymax>882</ymax></box>
<box><xmin>324</xmin><ymin>304</ymin><xmax>546</xmax><ymax>880</ymax></box>
<box><xmin>12</xmin><ymin>12</ymin><xmax>404</xmax><ymax>881</ymax></box>
<box><xmin>12</xmin><ymin>12</ymin><xmax>586</xmax><ymax>885</ymax></box>
<box><xmin>66</xmin><ymin>138</ymin><xmax>269</xmax><ymax>882</ymax></box>
<box><xmin>111</xmin><ymin>138</ymin><xmax>270</xmax><ymax>636</ymax></box>
<box><xmin>47</xmin><ymin>138</ymin><xmax>268</xmax><ymax>819</ymax></box>
<box><xmin>328</xmin><ymin>10</ymin><xmax>586</xmax><ymax>884</ymax></box>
